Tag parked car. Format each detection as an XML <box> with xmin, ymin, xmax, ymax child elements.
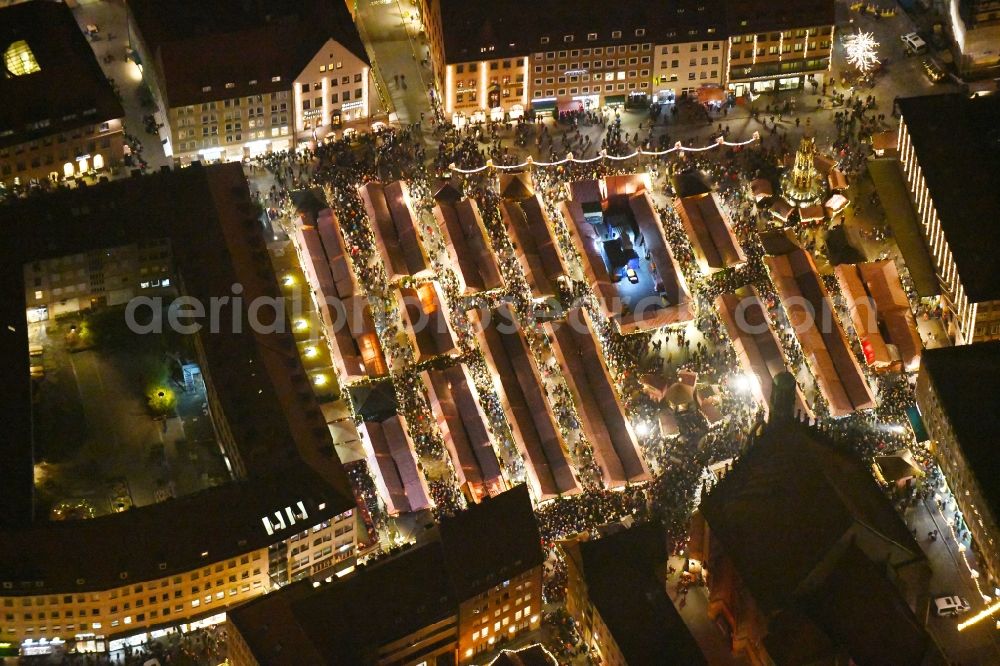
<box><xmin>934</xmin><ymin>595</ymin><xmax>971</xmax><ymax>617</ymax></box>
<box><xmin>922</xmin><ymin>59</ymin><xmax>946</xmax><ymax>83</ymax></box>
<box><xmin>625</xmin><ymin>267</ymin><xmax>640</xmax><ymax>283</ymax></box>
<box><xmin>901</xmin><ymin>32</ymin><xmax>928</xmax><ymax>55</ymax></box>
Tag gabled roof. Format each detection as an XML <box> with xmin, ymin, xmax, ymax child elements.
<box><xmin>575</xmin><ymin>523</ymin><xmax>706</xmax><ymax>665</ymax></box>
<box><xmin>129</xmin><ymin>0</ymin><xmax>368</xmax><ymax>107</ymax></box>
<box><xmin>229</xmin><ymin>485</ymin><xmax>544</xmax><ymax>664</ymax></box>
<box><xmin>0</xmin><ymin>0</ymin><xmax>123</xmax><ymax>149</ymax></box>
<box><xmin>699</xmin><ymin>419</ymin><xmax>922</xmax><ymax>614</ymax></box>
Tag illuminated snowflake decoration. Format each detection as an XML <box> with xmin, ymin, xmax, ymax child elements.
<box><xmin>844</xmin><ymin>30</ymin><xmax>880</xmax><ymax>73</ymax></box>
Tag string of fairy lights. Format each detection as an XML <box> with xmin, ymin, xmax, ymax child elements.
<box><xmin>447</xmin><ymin>133</ymin><xmax>761</xmax><ymax>174</ymax></box>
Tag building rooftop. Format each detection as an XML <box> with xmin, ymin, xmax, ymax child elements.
<box><xmin>897</xmin><ymin>94</ymin><xmax>1000</xmax><ymax>302</ymax></box>
<box><xmin>438</xmin><ymin>0</ymin><xmax>726</xmax><ymax>63</ymax></box>
<box><xmin>439</xmin><ymin>484</ymin><xmax>545</xmax><ymax>599</ymax></box>
<box><xmin>129</xmin><ymin>0</ymin><xmax>367</xmax><ymax>107</ymax></box>
<box><xmin>0</xmin><ymin>164</ymin><xmax>354</xmax><ymax>589</ymax></box>
<box><xmin>699</xmin><ymin>419</ymin><xmax>922</xmax><ymax>614</ymax></box>
<box><xmin>920</xmin><ymin>341</ymin><xmax>1000</xmax><ymax>516</ymax></box>
<box><xmin>700</xmin><ymin>416</ymin><xmax>944</xmax><ymax>664</ymax></box>
<box><xmin>575</xmin><ymin>523</ymin><xmax>706</xmax><ymax>666</ymax></box>
<box><xmin>0</xmin><ymin>0</ymin><xmax>124</xmax><ymax>150</ymax></box>
<box><xmin>229</xmin><ymin>484</ymin><xmax>544</xmax><ymax>664</ymax></box>
<box><xmin>724</xmin><ymin>0</ymin><xmax>834</xmax><ymax>34</ymax></box>
<box><xmin>437</xmin><ymin>0</ymin><xmax>834</xmax><ymax>64</ymax></box>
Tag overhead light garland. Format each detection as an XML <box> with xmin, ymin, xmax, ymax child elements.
<box><xmin>448</xmin><ymin>134</ymin><xmax>761</xmax><ymax>174</ymax></box>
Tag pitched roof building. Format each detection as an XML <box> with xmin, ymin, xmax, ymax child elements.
<box><xmin>227</xmin><ymin>484</ymin><xmax>545</xmax><ymax>665</ymax></box>
<box><xmin>692</xmin><ymin>401</ymin><xmax>945</xmax><ymax>665</ymax></box>
<box><xmin>127</xmin><ymin>0</ymin><xmax>380</xmax><ymax>162</ymax></box>
<box><xmin>564</xmin><ymin>523</ymin><xmax>706</xmax><ymax>665</ymax></box>
<box><xmin>0</xmin><ymin>0</ymin><xmax>125</xmax><ymax>187</ymax></box>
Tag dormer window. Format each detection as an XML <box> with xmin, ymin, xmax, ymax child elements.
<box><xmin>564</xmin><ymin>35</ymin><xmax>573</xmax><ymax>43</ymax></box>
<box><xmin>540</xmin><ymin>36</ymin><xmax>550</xmax><ymax>44</ymax></box>
<box><xmin>635</xmin><ymin>28</ymin><xmax>645</xmax><ymax>37</ymax></box>
<box><xmin>587</xmin><ymin>33</ymin><xmax>597</xmax><ymax>41</ymax></box>
<box><xmin>611</xmin><ymin>30</ymin><xmax>622</xmax><ymax>39</ymax></box>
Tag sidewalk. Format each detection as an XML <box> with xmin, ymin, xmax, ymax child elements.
<box><xmin>666</xmin><ymin>556</ymin><xmax>749</xmax><ymax>666</ymax></box>
<box><xmin>904</xmin><ymin>485</ymin><xmax>1000</xmax><ymax>663</ymax></box>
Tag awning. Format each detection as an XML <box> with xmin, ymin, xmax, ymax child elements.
<box><xmin>696</xmin><ymin>85</ymin><xmax>727</xmax><ymax>105</ymax></box>
<box><xmin>751</xmin><ymin>178</ymin><xmax>773</xmax><ymax>202</ymax></box>
<box><xmin>800</xmin><ymin>204</ymin><xmax>825</xmax><ymax>222</ymax></box>
<box><xmin>666</xmin><ymin>382</ymin><xmax>695</xmax><ymax>409</ymax></box>
<box><xmin>907</xmin><ymin>405</ymin><xmax>929</xmax><ymax>443</ymax></box>
<box><xmin>825</xmin><ymin>193</ymin><xmax>849</xmax><ymax>215</ymax></box>
<box><xmin>771</xmin><ymin>197</ymin><xmax>794</xmax><ymax>222</ymax></box>
<box><xmin>828</xmin><ymin>168</ymin><xmax>848</xmax><ymax>191</ymax></box>
<box><xmin>874</xmin><ymin>449</ymin><xmax>923</xmax><ymax>482</ymax></box>
<box><xmin>605</xmin><ymin>94</ymin><xmax>626</xmax><ymax>106</ymax></box>
<box><xmin>872</xmin><ymin>130</ymin><xmax>897</xmax><ymax>154</ymax></box>
<box><xmin>558</xmin><ymin>98</ymin><xmax>583</xmax><ymax>114</ymax></box>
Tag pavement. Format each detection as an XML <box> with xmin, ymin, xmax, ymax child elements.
<box><xmin>352</xmin><ymin>0</ymin><xmax>438</xmax><ymax>126</ymax></box>
<box><xmin>906</xmin><ymin>489</ymin><xmax>1000</xmax><ymax>664</ymax></box>
<box><xmin>666</xmin><ymin>555</ymin><xmax>749</xmax><ymax>665</ymax></box>
<box><xmin>70</xmin><ymin>0</ymin><xmax>171</xmax><ymax>172</ymax></box>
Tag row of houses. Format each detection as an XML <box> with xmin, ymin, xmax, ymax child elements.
<box><xmin>422</xmin><ymin>0</ymin><xmax>837</xmax><ymax>124</ymax></box>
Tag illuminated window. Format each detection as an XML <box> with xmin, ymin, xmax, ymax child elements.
<box><xmin>4</xmin><ymin>40</ymin><xmax>41</xmax><ymax>76</ymax></box>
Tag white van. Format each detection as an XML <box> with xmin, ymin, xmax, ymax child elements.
<box><xmin>901</xmin><ymin>32</ymin><xmax>928</xmax><ymax>55</ymax></box>
<box><xmin>934</xmin><ymin>595</ymin><xmax>970</xmax><ymax>617</ymax></box>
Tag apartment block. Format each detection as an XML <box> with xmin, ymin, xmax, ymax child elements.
<box><xmin>436</xmin><ymin>0</ymin><xmax>836</xmax><ymax>122</ymax></box>
<box><xmin>22</xmin><ymin>239</ymin><xmax>173</xmax><ymax>321</ymax></box>
<box><xmin>0</xmin><ymin>164</ymin><xmax>359</xmax><ymax>658</ymax></box>
<box><xmin>127</xmin><ymin>0</ymin><xmax>381</xmax><ymax>164</ymax></box>
<box><xmin>563</xmin><ymin>523</ymin><xmax>705</xmax><ymax>666</ymax></box>
<box><xmin>0</xmin><ymin>1</ymin><xmax>125</xmax><ymax>189</ymax></box>
<box><xmin>724</xmin><ymin>0</ymin><xmax>835</xmax><ymax>95</ymax></box>
<box><xmin>227</xmin><ymin>485</ymin><xmax>544</xmax><ymax>666</ymax></box>
<box><xmin>948</xmin><ymin>0</ymin><xmax>1000</xmax><ymax>75</ymax></box>
<box><xmin>916</xmin><ymin>342</ymin><xmax>1000</xmax><ymax>587</ymax></box>
<box><xmin>896</xmin><ymin>94</ymin><xmax>1000</xmax><ymax>344</ymax></box>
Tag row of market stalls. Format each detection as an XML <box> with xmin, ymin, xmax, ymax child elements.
<box><xmin>545</xmin><ymin>307</ymin><xmax>651</xmax><ymax>489</ymax></box>
<box><xmin>834</xmin><ymin>261</ymin><xmax>922</xmax><ymax>373</ymax></box>
<box><xmin>470</xmin><ymin>304</ymin><xmax>582</xmax><ymax>501</ymax></box>
<box><xmin>499</xmin><ymin>176</ymin><xmax>569</xmax><ymax>301</ymax></box>
<box><xmin>715</xmin><ymin>287</ymin><xmax>814</xmax><ymax>422</ymax></box>
<box><xmin>292</xmin><ymin>205</ymin><xmax>388</xmax><ymax>382</ymax></box>
<box><xmin>432</xmin><ymin>190</ymin><xmax>505</xmax><ymax>294</ymax></box>
<box><xmin>761</xmin><ymin>231</ymin><xmax>875</xmax><ymax>417</ymax></box>
<box><xmin>561</xmin><ymin>173</ymin><xmax>694</xmax><ymax>333</ymax></box>
<box><xmin>672</xmin><ymin>170</ymin><xmax>747</xmax><ymax>274</ymax></box>
<box><xmin>359</xmin><ymin>181</ymin><xmax>432</xmax><ymax>281</ymax></box>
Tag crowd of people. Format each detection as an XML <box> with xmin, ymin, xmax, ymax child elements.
<box><xmin>236</xmin><ymin>84</ymin><xmax>943</xmax><ymax>663</ymax></box>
